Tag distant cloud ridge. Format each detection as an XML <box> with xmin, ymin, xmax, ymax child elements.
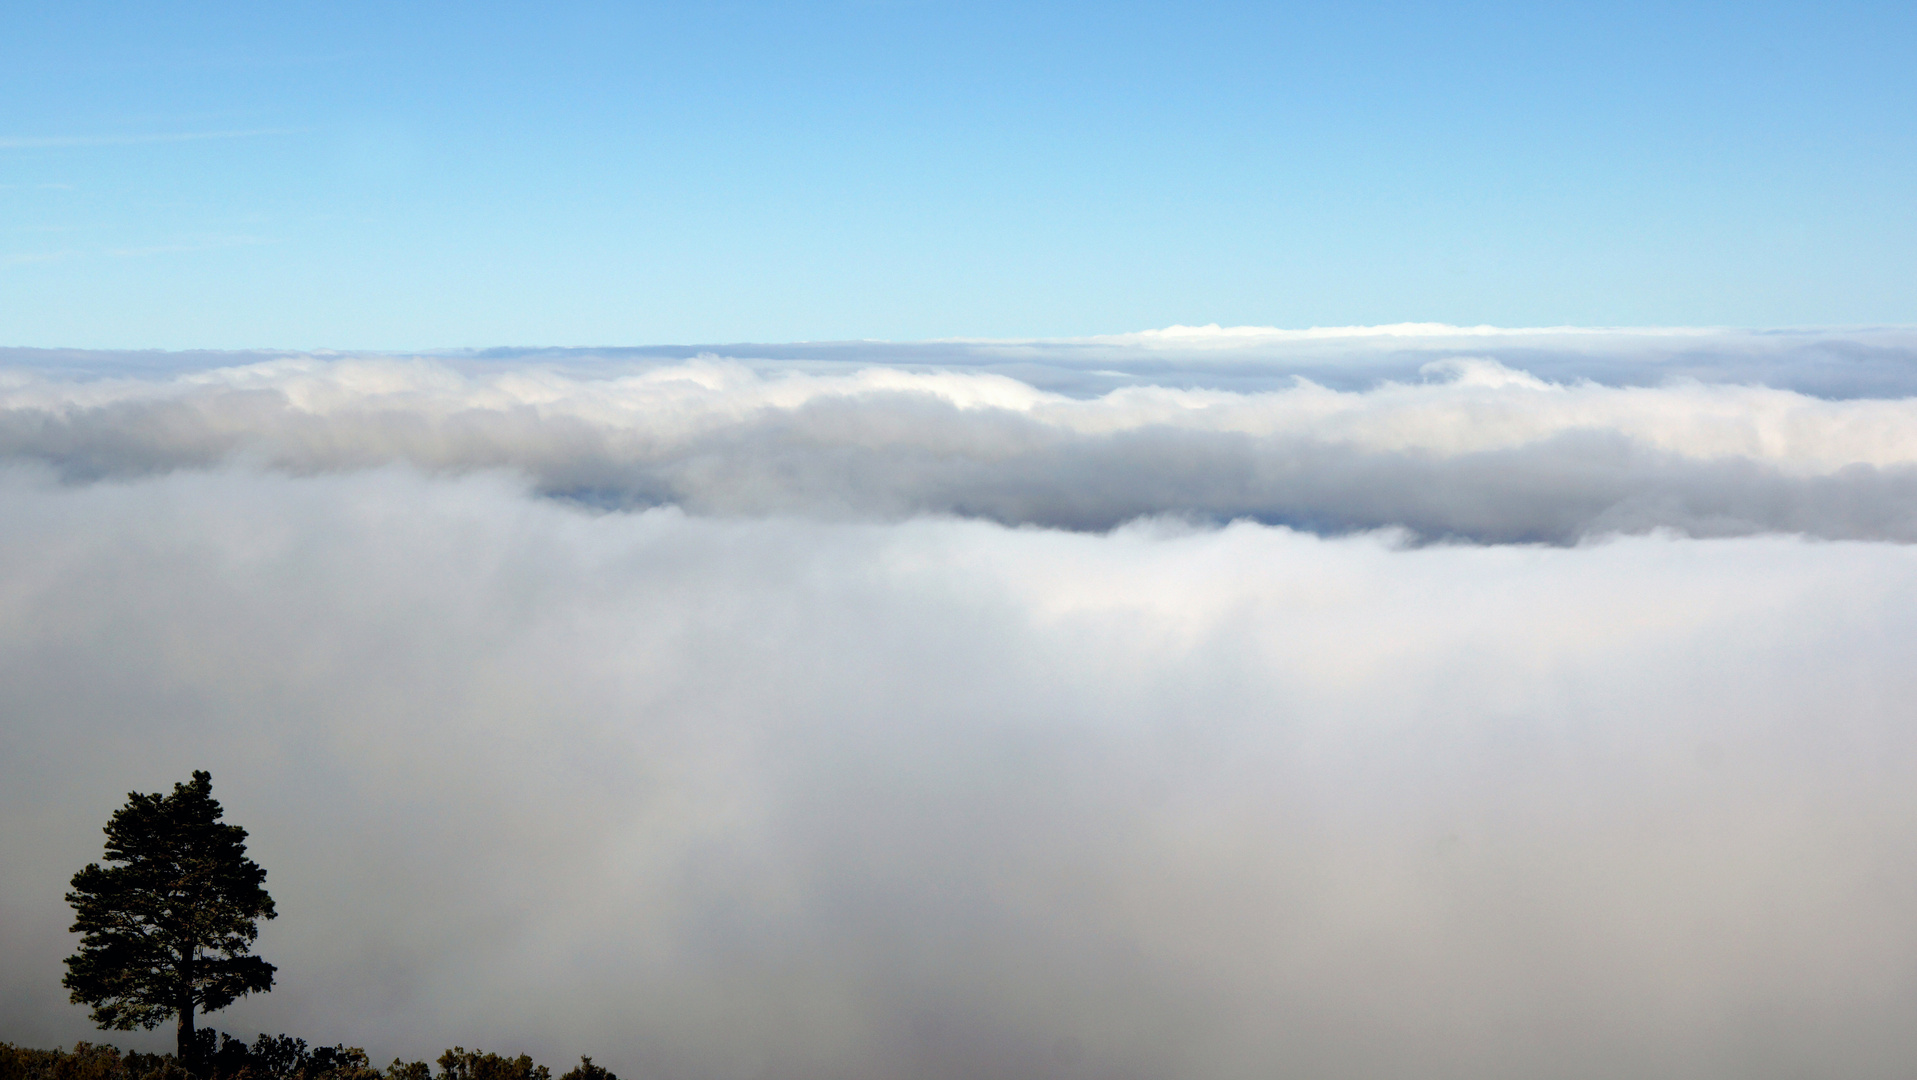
<box><xmin>6</xmin><ymin>326</ymin><xmax>1917</xmax><ymax>542</ymax></box>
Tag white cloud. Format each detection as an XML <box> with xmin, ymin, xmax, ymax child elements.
<box><xmin>5</xmin><ymin>347</ymin><xmax>1917</xmax><ymax>540</ymax></box>
<box><xmin>1</xmin><ymin>468</ymin><xmax>1916</xmax><ymax>1079</ymax></box>
<box><xmin>8</xmin><ymin>331</ymin><xmax>1917</xmax><ymax>1077</ymax></box>
<box><xmin>1056</xmin><ymin>321</ymin><xmax>1727</xmax><ymax>347</ymax></box>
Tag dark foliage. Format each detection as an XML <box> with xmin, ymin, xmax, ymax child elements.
<box><xmin>63</xmin><ymin>772</ymin><xmax>277</xmax><ymax>1070</ymax></box>
<box><xmin>1</xmin><ymin>1043</ymin><xmax>188</xmax><ymax>1080</ymax></box>
<box><xmin>430</xmin><ymin>1051</ymin><xmax>545</xmax><ymax>1080</ymax></box>
<box><xmin>552</xmin><ymin>1060</ymin><xmax>612</xmax><ymax>1080</ymax></box>
<box><xmin>433</xmin><ymin>1052</ymin><xmax>614</xmax><ymax>1080</ymax></box>
<box><xmin>198</xmin><ymin>1034</ymin><xmax>379</xmax><ymax>1080</ymax></box>
<box><xmin>0</xmin><ymin>1044</ymin><xmax>615</xmax><ymax>1080</ymax></box>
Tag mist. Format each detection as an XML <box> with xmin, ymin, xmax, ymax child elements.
<box><xmin>7</xmin><ymin>330</ymin><xmax>1917</xmax><ymax>1079</ymax></box>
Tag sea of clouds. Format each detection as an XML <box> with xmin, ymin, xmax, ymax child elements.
<box><xmin>5</xmin><ymin>326</ymin><xmax>1917</xmax><ymax>1080</ymax></box>
<box><xmin>7</xmin><ymin>325</ymin><xmax>1917</xmax><ymax>541</ymax></box>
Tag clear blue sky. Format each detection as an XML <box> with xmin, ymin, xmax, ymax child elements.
<box><xmin>3</xmin><ymin>1</ymin><xmax>1913</xmax><ymax>349</ymax></box>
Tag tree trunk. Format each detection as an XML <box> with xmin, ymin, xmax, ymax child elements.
<box><xmin>177</xmin><ymin>953</ymin><xmax>196</xmax><ymax>1075</ymax></box>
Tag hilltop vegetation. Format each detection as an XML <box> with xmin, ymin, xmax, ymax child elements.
<box><xmin>0</xmin><ymin>1037</ymin><xmax>615</xmax><ymax>1080</ymax></box>
<box><xmin>33</xmin><ymin>777</ymin><xmax>619</xmax><ymax>1080</ymax></box>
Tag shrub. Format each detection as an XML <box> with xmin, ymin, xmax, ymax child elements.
<box><xmin>0</xmin><ymin>1042</ymin><xmax>606</xmax><ymax>1080</ymax></box>
<box><xmin>555</xmin><ymin>1058</ymin><xmax>615</xmax><ymax>1080</ymax></box>
<box><xmin>432</xmin><ymin>1049</ymin><xmax>547</xmax><ymax>1080</ymax></box>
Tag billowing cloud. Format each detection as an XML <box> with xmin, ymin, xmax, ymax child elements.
<box><xmin>6</xmin><ymin>329</ymin><xmax>1917</xmax><ymax>541</ymax></box>
<box><xmin>6</xmin><ymin>329</ymin><xmax>1917</xmax><ymax>1079</ymax></box>
<box><xmin>3</xmin><ymin>468</ymin><xmax>1917</xmax><ymax>1079</ymax></box>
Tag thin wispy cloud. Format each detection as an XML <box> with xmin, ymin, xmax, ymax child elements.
<box><xmin>0</xmin><ymin>128</ymin><xmax>301</xmax><ymax>150</ymax></box>
<box><xmin>457</xmin><ymin>324</ymin><xmax>1917</xmax><ymax>398</ymax></box>
<box><xmin>105</xmin><ymin>235</ymin><xmax>276</xmax><ymax>258</ymax></box>
<box><xmin>0</xmin><ymin>251</ymin><xmax>79</xmax><ymax>267</ymax></box>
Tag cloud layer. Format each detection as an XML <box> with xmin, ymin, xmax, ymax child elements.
<box><xmin>4</xmin><ymin>468</ymin><xmax>1917</xmax><ymax>1079</ymax></box>
<box><xmin>6</xmin><ymin>326</ymin><xmax>1917</xmax><ymax>542</ymax></box>
<box><xmin>7</xmin><ymin>329</ymin><xmax>1917</xmax><ymax>1078</ymax></box>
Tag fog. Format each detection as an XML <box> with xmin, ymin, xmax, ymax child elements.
<box><xmin>5</xmin><ymin>329</ymin><xmax>1917</xmax><ymax>1079</ymax></box>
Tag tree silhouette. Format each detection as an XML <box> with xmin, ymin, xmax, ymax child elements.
<box><xmin>64</xmin><ymin>772</ymin><xmax>278</xmax><ymax>1074</ymax></box>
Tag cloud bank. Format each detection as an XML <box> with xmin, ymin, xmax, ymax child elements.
<box><xmin>5</xmin><ymin>328</ymin><xmax>1917</xmax><ymax>1079</ymax></box>
<box><xmin>6</xmin><ymin>325</ymin><xmax>1917</xmax><ymax>542</ymax></box>
<box><xmin>4</xmin><ymin>470</ymin><xmax>1917</xmax><ymax>1079</ymax></box>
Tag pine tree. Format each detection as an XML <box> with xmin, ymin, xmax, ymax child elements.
<box><xmin>64</xmin><ymin>772</ymin><xmax>278</xmax><ymax>1074</ymax></box>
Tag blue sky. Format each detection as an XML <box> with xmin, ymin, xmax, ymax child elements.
<box><xmin>2</xmin><ymin>0</ymin><xmax>1913</xmax><ymax>348</ymax></box>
